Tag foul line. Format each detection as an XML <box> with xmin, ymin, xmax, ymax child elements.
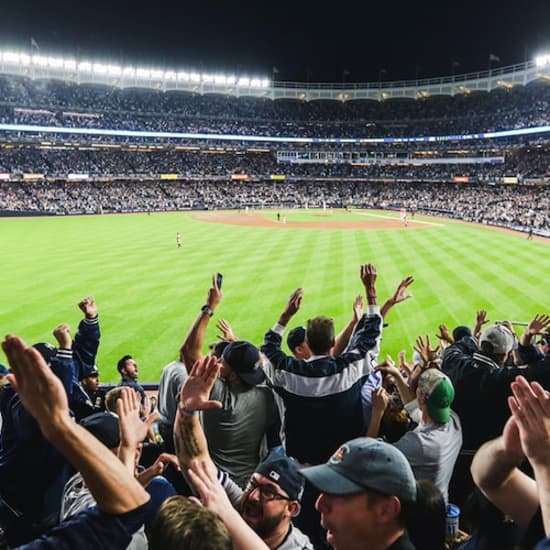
<box><xmin>358</xmin><ymin>212</ymin><xmax>444</xmax><ymax>227</ymax></box>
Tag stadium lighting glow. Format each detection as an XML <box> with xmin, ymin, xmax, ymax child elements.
<box><xmin>0</xmin><ymin>48</ymin><xmax>269</xmax><ymax>88</ymax></box>
<box><xmin>0</xmin><ymin>123</ymin><xmax>548</xmax><ymax>145</ymax></box>
<box><xmin>535</xmin><ymin>54</ymin><xmax>550</xmax><ymax>67</ymax></box>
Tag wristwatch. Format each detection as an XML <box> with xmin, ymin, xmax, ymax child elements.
<box><xmin>201</xmin><ymin>305</ymin><xmax>214</xmax><ymax>317</ymax></box>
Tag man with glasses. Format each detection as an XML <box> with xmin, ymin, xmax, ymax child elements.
<box><xmin>174</xmin><ymin>355</ymin><xmax>313</xmax><ymax>549</ymax></box>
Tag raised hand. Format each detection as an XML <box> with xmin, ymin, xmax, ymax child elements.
<box><xmin>206</xmin><ymin>274</ymin><xmax>223</xmax><ymax>310</ymax></box>
<box><xmin>79</xmin><ymin>296</ymin><xmax>98</xmax><ymax>319</ymax></box>
<box><xmin>360</xmin><ymin>263</ymin><xmax>377</xmax><ymax>293</ymax></box>
<box><xmin>508</xmin><ymin>376</ymin><xmax>550</xmax><ymax>466</ymax></box>
<box><xmin>216</xmin><ymin>319</ymin><xmax>237</xmax><ymax>342</ymax></box>
<box><xmin>2</xmin><ymin>335</ymin><xmax>70</xmax><ymax>434</ymax></box>
<box><xmin>117</xmin><ymin>387</ymin><xmax>159</xmax><ymax>450</ymax></box>
<box><xmin>390</xmin><ymin>276</ymin><xmax>414</xmax><ymax>305</ymax></box>
<box><xmin>371</xmin><ymin>387</ymin><xmax>390</xmax><ymax>414</ymax></box>
<box><xmin>474</xmin><ymin>310</ymin><xmax>490</xmax><ymax>336</ymax></box>
<box><xmin>414</xmin><ymin>335</ymin><xmax>441</xmax><ymax>367</ymax></box>
<box><xmin>437</xmin><ymin>324</ymin><xmax>453</xmax><ymax>344</ymax></box>
<box><xmin>53</xmin><ymin>323</ymin><xmax>72</xmax><ymax>349</ymax></box>
<box><xmin>283</xmin><ymin>288</ymin><xmax>303</xmax><ymax>318</ymax></box>
<box><xmin>527</xmin><ymin>314</ymin><xmax>550</xmax><ymax>337</ymax></box>
<box><xmin>180</xmin><ymin>355</ymin><xmax>223</xmax><ymax>414</ymax></box>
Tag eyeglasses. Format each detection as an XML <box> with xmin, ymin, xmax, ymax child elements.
<box><xmin>245</xmin><ymin>477</ymin><xmax>291</xmax><ymax>502</ymax></box>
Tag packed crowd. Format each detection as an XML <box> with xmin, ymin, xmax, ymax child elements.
<box><xmin>0</xmin><ymin>144</ymin><xmax>548</xmax><ymax>180</ymax></box>
<box><xmin>0</xmin><ymin>180</ymin><xmax>547</xmax><ymax>233</ymax></box>
<box><xmin>1</xmin><ymin>268</ymin><xmax>549</xmax><ymax>550</ymax></box>
<box><xmin>0</xmin><ymin>74</ymin><xmax>548</xmax><ymax>138</ymax></box>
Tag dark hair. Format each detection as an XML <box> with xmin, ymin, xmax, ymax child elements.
<box><xmin>406</xmin><ymin>480</ymin><xmax>446</xmax><ymax>550</ymax></box>
<box><xmin>306</xmin><ymin>316</ymin><xmax>335</xmax><ymax>355</ymax></box>
<box><xmin>117</xmin><ymin>354</ymin><xmax>132</xmax><ymax>374</ymax></box>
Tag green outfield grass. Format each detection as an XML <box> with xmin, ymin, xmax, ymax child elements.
<box><xmin>0</xmin><ymin>209</ymin><xmax>548</xmax><ymax>383</ymax></box>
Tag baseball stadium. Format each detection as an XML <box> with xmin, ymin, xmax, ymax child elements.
<box><xmin>0</xmin><ymin>37</ymin><xmax>549</xmax><ymax>549</ymax></box>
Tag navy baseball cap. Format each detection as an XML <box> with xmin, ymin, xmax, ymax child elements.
<box><xmin>222</xmin><ymin>341</ymin><xmax>265</xmax><ymax>386</ymax></box>
<box><xmin>256</xmin><ymin>455</ymin><xmax>305</xmax><ymax>502</ymax></box>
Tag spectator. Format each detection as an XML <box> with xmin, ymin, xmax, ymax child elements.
<box><xmin>180</xmin><ymin>275</ymin><xmax>279</xmax><ymax>487</ymax></box>
<box><xmin>117</xmin><ymin>354</ymin><xmax>146</xmax><ymax>402</ymax></box>
<box><xmin>174</xmin><ymin>354</ymin><xmax>313</xmax><ymax>549</ymax></box>
<box><xmin>368</xmin><ymin>364</ymin><xmax>462</xmax><ymax>502</ymax></box>
<box><xmin>300</xmin><ymin>437</ymin><xmax>417</xmax><ymax>550</ymax></box>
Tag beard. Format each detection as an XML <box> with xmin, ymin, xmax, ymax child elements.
<box><xmin>241</xmin><ymin>499</ymin><xmax>287</xmax><ymax>539</ymax></box>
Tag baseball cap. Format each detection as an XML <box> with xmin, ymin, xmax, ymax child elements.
<box><xmin>222</xmin><ymin>341</ymin><xmax>265</xmax><ymax>386</ymax></box>
<box><xmin>417</xmin><ymin>368</ymin><xmax>455</xmax><ymax>424</ymax></box>
<box><xmin>300</xmin><ymin>437</ymin><xmax>416</xmax><ymax>503</ymax></box>
<box><xmin>80</xmin><ymin>365</ymin><xmax>99</xmax><ymax>380</ymax></box>
<box><xmin>287</xmin><ymin>327</ymin><xmax>306</xmax><ymax>352</ymax></box>
<box><xmin>80</xmin><ymin>412</ymin><xmax>120</xmax><ymax>449</ymax></box>
<box><xmin>452</xmin><ymin>326</ymin><xmax>472</xmax><ymax>343</ymax></box>
<box><xmin>256</xmin><ymin>455</ymin><xmax>305</xmax><ymax>502</ymax></box>
<box><xmin>480</xmin><ymin>324</ymin><xmax>515</xmax><ymax>354</ymax></box>
<box><xmin>0</xmin><ymin>364</ymin><xmax>9</xmax><ymax>376</ymax></box>
<box><xmin>32</xmin><ymin>342</ymin><xmax>57</xmax><ymax>365</ymax></box>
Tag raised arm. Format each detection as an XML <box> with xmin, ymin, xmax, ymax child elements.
<box><xmin>332</xmin><ymin>295</ymin><xmax>363</xmax><ymax>356</ymax></box>
<box><xmin>2</xmin><ymin>335</ymin><xmax>149</xmax><ymax>515</ymax></box>
<box><xmin>473</xmin><ymin>310</ymin><xmax>490</xmax><ymax>339</ymax></box>
<box><xmin>509</xmin><ymin>376</ymin><xmax>550</xmax><ymax>535</ymax></box>
<box><xmin>174</xmin><ymin>355</ymin><xmax>223</xmax><ymax>482</ymax></box>
<box><xmin>519</xmin><ymin>314</ymin><xmax>550</xmax><ymax>365</ymax></box>
<box><xmin>375</xmin><ymin>359</ymin><xmax>415</xmax><ymax>405</ymax></box>
<box><xmin>180</xmin><ymin>275</ymin><xmax>223</xmax><ymax>373</ymax></box>
<box><xmin>471</xmin><ymin>416</ymin><xmax>538</xmax><ymax>528</ymax></box>
<box><xmin>188</xmin><ymin>460</ymin><xmax>269</xmax><ymax>550</ymax></box>
<box><xmin>116</xmin><ymin>386</ymin><xmax>159</xmax><ymax>480</ymax></box>
<box><xmin>380</xmin><ymin>275</ymin><xmax>414</xmax><ymax>319</ymax></box>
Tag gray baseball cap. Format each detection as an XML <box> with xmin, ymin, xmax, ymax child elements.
<box><xmin>300</xmin><ymin>437</ymin><xmax>416</xmax><ymax>502</ymax></box>
<box><xmin>480</xmin><ymin>324</ymin><xmax>515</xmax><ymax>354</ymax></box>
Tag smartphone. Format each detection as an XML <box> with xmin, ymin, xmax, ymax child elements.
<box><xmin>216</xmin><ymin>272</ymin><xmax>223</xmax><ymax>289</ymax></box>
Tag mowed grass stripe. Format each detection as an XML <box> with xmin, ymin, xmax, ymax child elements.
<box><xmin>0</xmin><ymin>211</ymin><xmax>547</xmax><ymax>382</ymax></box>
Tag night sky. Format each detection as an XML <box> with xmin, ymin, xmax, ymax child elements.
<box><xmin>0</xmin><ymin>0</ymin><xmax>549</xmax><ymax>83</ymax></box>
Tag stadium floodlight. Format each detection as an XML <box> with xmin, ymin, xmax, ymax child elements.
<box><xmin>32</xmin><ymin>55</ymin><xmax>48</xmax><ymax>67</ymax></box>
<box><xmin>177</xmin><ymin>71</ymin><xmax>189</xmax><ymax>81</ymax></box>
<box><xmin>63</xmin><ymin>59</ymin><xmax>76</xmax><ymax>70</ymax></box>
<box><xmin>123</xmin><ymin>67</ymin><xmax>136</xmax><ymax>77</ymax></box>
<box><xmin>136</xmin><ymin>68</ymin><xmax>151</xmax><ymax>78</ymax></box>
<box><xmin>535</xmin><ymin>54</ymin><xmax>550</xmax><ymax>67</ymax></box>
<box><xmin>238</xmin><ymin>77</ymin><xmax>251</xmax><ymax>87</ymax></box>
<box><xmin>47</xmin><ymin>57</ymin><xmax>64</xmax><ymax>69</ymax></box>
<box><xmin>2</xmin><ymin>51</ymin><xmax>20</xmax><ymax>64</ymax></box>
<box><xmin>190</xmin><ymin>72</ymin><xmax>201</xmax><ymax>82</ymax></box>
<box><xmin>164</xmin><ymin>71</ymin><xmax>176</xmax><ymax>80</ymax></box>
<box><xmin>107</xmin><ymin>64</ymin><xmax>122</xmax><ymax>76</ymax></box>
<box><xmin>93</xmin><ymin>63</ymin><xmax>109</xmax><ymax>75</ymax></box>
<box><xmin>78</xmin><ymin>61</ymin><xmax>93</xmax><ymax>72</ymax></box>
<box><xmin>226</xmin><ymin>75</ymin><xmax>236</xmax><ymax>85</ymax></box>
<box><xmin>150</xmin><ymin>69</ymin><xmax>164</xmax><ymax>79</ymax></box>
<box><xmin>214</xmin><ymin>74</ymin><xmax>226</xmax><ymax>84</ymax></box>
<box><xmin>201</xmin><ymin>73</ymin><xmax>214</xmax><ymax>83</ymax></box>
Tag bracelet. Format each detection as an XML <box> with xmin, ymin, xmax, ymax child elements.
<box><xmin>178</xmin><ymin>404</ymin><xmax>198</xmax><ymax>418</ymax></box>
<box><xmin>201</xmin><ymin>305</ymin><xmax>214</xmax><ymax>317</ymax></box>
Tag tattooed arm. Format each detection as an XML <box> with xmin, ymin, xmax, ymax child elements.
<box><xmin>173</xmin><ymin>355</ymin><xmax>222</xmax><ymax>482</ymax></box>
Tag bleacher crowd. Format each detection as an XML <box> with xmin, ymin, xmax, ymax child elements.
<box><xmin>1</xmin><ymin>269</ymin><xmax>549</xmax><ymax>550</ymax></box>
<box><xmin>0</xmin><ymin>180</ymin><xmax>548</xmax><ymax>234</ymax></box>
<box><xmin>0</xmin><ymin>74</ymin><xmax>549</xmax><ymax>138</ymax></box>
